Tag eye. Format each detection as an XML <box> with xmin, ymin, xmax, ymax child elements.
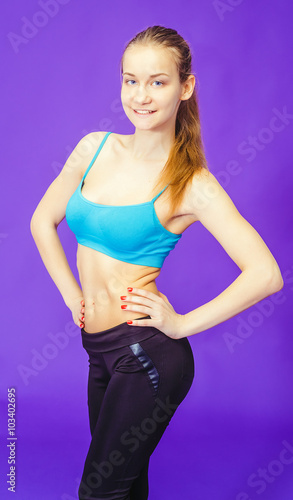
<box><xmin>124</xmin><ymin>79</ymin><xmax>163</xmax><ymax>86</ymax></box>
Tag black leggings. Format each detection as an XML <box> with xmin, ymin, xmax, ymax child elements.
<box><xmin>78</xmin><ymin>316</ymin><xmax>195</xmax><ymax>500</ymax></box>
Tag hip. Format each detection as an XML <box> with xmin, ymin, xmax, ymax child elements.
<box><xmin>81</xmin><ymin>315</ymin><xmax>195</xmax><ymax>386</ymax></box>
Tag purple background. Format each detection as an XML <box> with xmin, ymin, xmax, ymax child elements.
<box><xmin>1</xmin><ymin>1</ymin><xmax>293</xmax><ymax>499</ymax></box>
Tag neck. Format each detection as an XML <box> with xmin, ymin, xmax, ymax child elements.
<box><xmin>128</xmin><ymin>126</ymin><xmax>175</xmax><ymax>161</ymax></box>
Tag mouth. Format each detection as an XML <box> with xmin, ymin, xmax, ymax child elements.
<box><xmin>133</xmin><ymin>109</ymin><xmax>157</xmax><ymax>115</ymax></box>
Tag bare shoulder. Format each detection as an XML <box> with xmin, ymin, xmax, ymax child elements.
<box><xmin>74</xmin><ymin>130</ymin><xmax>108</xmax><ymax>160</ymax></box>
<box><xmin>65</xmin><ymin>130</ymin><xmax>130</xmax><ymax>178</ymax></box>
<box><xmin>62</xmin><ymin>131</ymin><xmax>109</xmax><ymax>179</ymax></box>
<box><xmin>190</xmin><ymin>168</ymin><xmax>219</xmax><ymax>193</ymax></box>
<box><xmin>30</xmin><ymin>131</ymin><xmax>114</xmax><ymax>228</ymax></box>
<box><xmin>185</xmin><ymin>168</ymin><xmax>235</xmax><ymax>219</ymax></box>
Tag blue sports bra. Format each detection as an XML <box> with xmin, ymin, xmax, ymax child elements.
<box><xmin>65</xmin><ymin>131</ymin><xmax>182</xmax><ymax>268</ymax></box>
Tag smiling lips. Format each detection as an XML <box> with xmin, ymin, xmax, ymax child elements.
<box><xmin>134</xmin><ymin>109</ymin><xmax>156</xmax><ymax>115</ymax></box>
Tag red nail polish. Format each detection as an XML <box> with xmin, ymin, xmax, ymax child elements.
<box><xmin>80</xmin><ymin>324</ymin><xmax>83</xmax><ymax>328</ymax></box>
<box><xmin>120</xmin><ymin>296</ymin><xmax>126</xmax><ymax>300</ymax></box>
<box><xmin>81</xmin><ymin>316</ymin><xmax>84</xmax><ymax>321</ymax></box>
<box><xmin>127</xmin><ymin>287</ymin><xmax>133</xmax><ymax>292</ymax></box>
<box><xmin>121</xmin><ymin>305</ymin><xmax>127</xmax><ymax>309</ymax></box>
<box><xmin>127</xmin><ymin>320</ymin><xmax>133</xmax><ymax>324</ymax></box>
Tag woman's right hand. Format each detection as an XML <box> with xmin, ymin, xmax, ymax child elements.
<box><xmin>68</xmin><ymin>296</ymin><xmax>85</xmax><ymax>328</ymax></box>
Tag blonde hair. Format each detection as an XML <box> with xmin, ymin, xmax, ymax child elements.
<box><xmin>120</xmin><ymin>25</ymin><xmax>209</xmax><ymax>216</ymax></box>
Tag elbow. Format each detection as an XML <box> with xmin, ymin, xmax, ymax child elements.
<box><xmin>270</xmin><ymin>270</ymin><xmax>284</xmax><ymax>294</ymax></box>
<box><xmin>30</xmin><ymin>213</ymin><xmax>37</xmax><ymax>239</ymax></box>
<box><xmin>30</xmin><ymin>211</ymin><xmax>40</xmax><ymax>240</ymax></box>
<box><xmin>263</xmin><ymin>263</ymin><xmax>284</xmax><ymax>296</ymax></box>
<box><xmin>245</xmin><ymin>260</ymin><xmax>284</xmax><ymax>301</ymax></box>
<box><xmin>30</xmin><ymin>210</ymin><xmax>46</xmax><ymax>240</ymax></box>
<box><xmin>30</xmin><ymin>210</ymin><xmax>57</xmax><ymax>241</ymax></box>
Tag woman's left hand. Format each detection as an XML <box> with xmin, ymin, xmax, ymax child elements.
<box><xmin>120</xmin><ymin>287</ymin><xmax>185</xmax><ymax>340</ymax></box>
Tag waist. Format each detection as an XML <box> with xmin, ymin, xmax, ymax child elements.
<box><xmin>77</xmin><ymin>245</ymin><xmax>161</xmax><ymax>332</ymax></box>
<box><xmin>81</xmin><ymin>315</ymin><xmax>162</xmax><ymax>352</ymax></box>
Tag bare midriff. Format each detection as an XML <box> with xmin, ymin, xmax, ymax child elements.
<box><xmin>77</xmin><ymin>243</ymin><xmax>161</xmax><ymax>333</ymax></box>
<box><xmin>73</xmin><ymin>131</ymin><xmax>199</xmax><ymax>333</ymax></box>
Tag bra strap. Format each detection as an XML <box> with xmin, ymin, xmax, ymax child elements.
<box><xmin>152</xmin><ymin>185</ymin><xmax>168</xmax><ymax>203</ymax></box>
<box><xmin>82</xmin><ymin>131</ymin><xmax>112</xmax><ymax>182</ymax></box>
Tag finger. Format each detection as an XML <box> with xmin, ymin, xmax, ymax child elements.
<box><xmin>121</xmin><ymin>296</ymin><xmax>156</xmax><ymax>312</ymax></box>
<box><xmin>122</xmin><ymin>304</ymin><xmax>152</xmax><ymax>316</ymax></box>
<box><xmin>127</xmin><ymin>317</ymin><xmax>156</xmax><ymax>327</ymax></box>
<box><xmin>127</xmin><ymin>287</ymin><xmax>157</xmax><ymax>299</ymax></box>
<box><xmin>124</xmin><ymin>296</ymin><xmax>155</xmax><ymax>308</ymax></box>
<box><xmin>127</xmin><ymin>287</ymin><xmax>161</xmax><ymax>304</ymax></box>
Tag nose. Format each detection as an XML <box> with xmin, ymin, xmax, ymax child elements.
<box><xmin>133</xmin><ymin>84</ymin><xmax>151</xmax><ymax>105</ymax></box>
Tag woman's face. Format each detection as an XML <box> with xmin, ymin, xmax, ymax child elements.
<box><xmin>121</xmin><ymin>44</ymin><xmax>185</xmax><ymax>132</ymax></box>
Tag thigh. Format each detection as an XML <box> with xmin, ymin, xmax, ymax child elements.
<box><xmin>87</xmin><ymin>354</ymin><xmax>110</xmax><ymax>436</ymax></box>
<box><xmin>79</xmin><ymin>343</ymin><xmax>177</xmax><ymax>499</ymax></box>
<box><xmin>78</xmin><ymin>335</ymin><xmax>195</xmax><ymax>499</ymax></box>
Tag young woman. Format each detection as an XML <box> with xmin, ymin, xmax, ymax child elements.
<box><xmin>30</xmin><ymin>26</ymin><xmax>283</xmax><ymax>500</ymax></box>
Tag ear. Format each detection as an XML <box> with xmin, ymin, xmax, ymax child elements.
<box><xmin>180</xmin><ymin>74</ymin><xmax>196</xmax><ymax>101</ymax></box>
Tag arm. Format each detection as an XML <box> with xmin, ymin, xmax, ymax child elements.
<box><xmin>30</xmin><ymin>131</ymin><xmax>103</xmax><ymax>325</ymax></box>
<box><xmin>180</xmin><ymin>170</ymin><xmax>284</xmax><ymax>338</ymax></box>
